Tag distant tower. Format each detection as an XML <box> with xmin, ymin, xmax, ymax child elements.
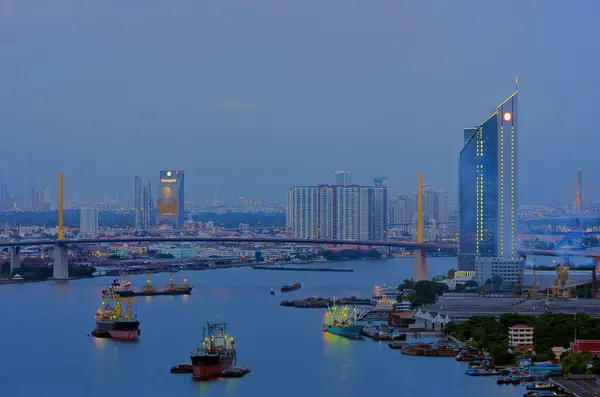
<box><xmin>575</xmin><ymin>168</ymin><xmax>582</xmax><ymax>217</ymax></box>
<box><xmin>335</xmin><ymin>171</ymin><xmax>351</xmax><ymax>186</ymax></box>
<box><xmin>134</xmin><ymin>176</ymin><xmax>142</xmax><ymax>229</ymax></box>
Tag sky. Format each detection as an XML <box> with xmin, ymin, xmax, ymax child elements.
<box><xmin>1</xmin><ymin>1</ymin><xmax>599</xmax><ymax>206</ymax></box>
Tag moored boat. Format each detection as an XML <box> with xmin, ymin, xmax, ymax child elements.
<box><xmin>281</xmin><ymin>282</ymin><xmax>301</xmax><ymax>292</ymax></box>
<box><xmin>323</xmin><ymin>302</ymin><xmax>363</xmax><ymax>339</ymax></box>
<box><xmin>94</xmin><ymin>293</ymin><xmax>140</xmax><ymax>341</ymax></box>
<box><xmin>190</xmin><ymin>322</ymin><xmax>236</xmax><ymax>379</ymax></box>
<box><xmin>525</xmin><ymin>382</ymin><xmax>558</xmax><ymax>391</ymax></box>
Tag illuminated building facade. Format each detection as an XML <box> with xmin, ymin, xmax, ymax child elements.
<box><xmin>459</xmin><ymin>90</ymin><xmax>518</xmax><ymax>271</ymax></box>
<box><xmin>157</xmin><ymin>170</ymin><xmax>185</xmax><ymax>228</ymax></box>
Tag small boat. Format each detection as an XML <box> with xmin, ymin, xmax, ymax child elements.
<box><xmin>281</xmin><ymin>282</ymin><xmax>301</xmax><ymax>292</ymax></box>
<box><xmin>526</xmin><ymin>382</ymin><xmax>557</xmax><ymax>391</ymax></box>
<box><xmin>523</xmin><ymin>392</ymin><xmax>569</xmax><ymax>397</ymax></box>
<box><xmin>388</xmin><ymin>341</ymin><xmax>406</xmax><ymax>349</ymax></box>
<box><xmin>270</xmin><ymin>288</ymin><xmax>275</xmax><ymax>295</ymax></box>
<box><xmin>465</xmin><ymin>369</ymin><xmax>481</xmax><ymax>376</ymax></box>
<box><xmin>220</xmin><ymin>365</ymin><xmax>251</xmax><ymax>378</ymax></box>
<box><xmin>170</xmin><ymin>364</ymin><xmax>193</xmax><ymax>373</ymax></box>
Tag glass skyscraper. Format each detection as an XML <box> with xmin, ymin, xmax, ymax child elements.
<box><xmin>459</xmin><ymin>91</ymin><xmax>518</xmax><ymax>270</ymax></box>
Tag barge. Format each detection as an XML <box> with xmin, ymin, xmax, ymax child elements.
<box><xmin>281</xmin><ymin>282</ymin><xmax>301</xmax><ymax>292</ymax></box>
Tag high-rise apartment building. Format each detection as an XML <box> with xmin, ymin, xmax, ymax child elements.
<box><xmin>157</xmin><ymin>170</ymin><xmax>184</xmax><ymax>228</ymax></box>
<box><xmin>288</xmin><ymin>179</ymin><xmax>386</xmax><ymax>240</ymax></box>
<box><xmin>289</xmin><ymin>186</ymin><xmax>319</xmax><ymax>238</ymax></box>
<box><xmin>80</xmin><ymin>207</ymin><xmax>99</xmax><ymax>237</ymax></box>
<box><xmin>459</xmin><ymin>90</ymin><xmax>519</xmax><ymax>271</ymax></box>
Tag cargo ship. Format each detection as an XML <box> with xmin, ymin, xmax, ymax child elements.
<box><xmin>102</xmin><ymin>273</ymin><xmax>193</xmax><ymax>297</ymax></box>
<box><xmin>322</xmin><ymin>302</ymin><xmax>363</xmax><ymax>339</ymax></box>
<box><xmin>190</xmin><ymin>322</ymin><xmax>236</xmax><ymax>379</ymax></box>
<box><xmin>93</xmin><ymin>293</ymin><xmax>140</xmax><ymax>341</ymax></box>
<box><xmin>280</xmin><ymin>282</ymin><xmax>301</xmax><ymax>292</ymax></box>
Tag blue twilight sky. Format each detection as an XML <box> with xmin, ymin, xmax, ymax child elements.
<box><xmin>1</xmin><ymin>1</ymin><xmax>599</xmax><ymax>205</ymax></box>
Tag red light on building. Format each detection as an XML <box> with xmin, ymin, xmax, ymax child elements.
<box><xmin>503</xmin><ymin>111</ymin><xmax>512</xmax><ymax>122</ymax></box>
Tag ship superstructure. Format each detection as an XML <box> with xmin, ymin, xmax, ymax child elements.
<box><xmin>323</xmin><ymin>300</ymin><xmax>363</xmax><ymax>339</ymax></box>
<box><xmin>94</xmin><ymin>293</ymin><xmax>140</xmax><ymax>340</ymax></box>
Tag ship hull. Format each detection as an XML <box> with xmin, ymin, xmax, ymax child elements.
<box><xmin>103</xmin><ymin>288</ymin><xmax>193</xmax><ymax>297</ymax></box>
<box><xmin>324</xmin><ymin>325</ymin><xmax>363</xmax><ymax>339</ymax></box>
<box><xmin>190</xmin><ymin>356</ymin><xmax>234</xmax><ymax>379</ymax></box>
<box><xmin>97</xmin><ymin>320</ymin><xmax>140</xmax><ymax>341</ymax></box>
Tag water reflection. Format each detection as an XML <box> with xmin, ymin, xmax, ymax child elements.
<box><xmin>93</xmin><ymin>337</ymin><xmax>107</xmax><ymax>351</ymax></box>
<box><xmin>145</xmin><ymin>296</ymin><xmax>152</xmax><ymax>304</ymax></box>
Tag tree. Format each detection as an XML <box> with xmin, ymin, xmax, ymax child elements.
<box><xmin>399</xmin><ymin>279</ymin><xmax>415</xmax><ymax>290</ymax></box>
<box><xmin>455</xmin><ymin>283</ymin><xmax>466</xmax><ymax>293</ymax></box>
<box><xmin>560</xmin><ymin>351</ymin><xmax>592</xmax><ymax>374</ymax></box>
<box><xmin>464</xmin><ymin>280</ymin><xmax>478</xmax><ymax>288</ymax></box>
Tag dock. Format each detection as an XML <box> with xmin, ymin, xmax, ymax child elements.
<box><xmin>552</xmin><ymin>375</ymin><xmax>600</xmax><ymax>397</ymax></box>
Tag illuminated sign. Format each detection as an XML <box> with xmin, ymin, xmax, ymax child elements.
<box><xmin>503</xmin><ymin>111</ymin><xmax>512</xmax><ymax>122</ymax></box>
<box><xmin>160</xmin><ymin>178</ymin><xmax>177</xmax><ymax>183</ymax></box>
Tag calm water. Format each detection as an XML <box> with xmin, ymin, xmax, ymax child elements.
<box><xmin>0</xmin><ymin>257</ymin><xmax>524</xmax><ymax>397</ymax></box>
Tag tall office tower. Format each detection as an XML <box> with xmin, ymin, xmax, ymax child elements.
<box><xmin>422</xmin><ymin>184</ymin><xmax>436</xmax><ymax>221</ymax></box>
<box><xmin>358</xmin><ymin>186</ymin><xmax>374</xmax><ymax>240</ymax></box>
<box><xmin>0</xmin><ymin>185</ymin><xmax>7</xmax><ymax>202</ymax></box>
<box><xmin>289</xmin><ymin>186</ymin><xmax>319</xmax><ymax>238</ymax></box>
<box><xmin>334</xmin><ymin>185</ymin><xmax>360</xmax><ymax>240</ymax></box>
<box><xmin>373</xmin><ymin>177</ymin><xmax>388</xmax><ymax>240</ymax></box>
<box><xmin>335</xmin><ymin>171</ymin><xmax>351</xmax><ymax>186</ymax></box>
<box><xmin>286</xmin><ymin>190</ymin><xmax>294</xmax><ymax>230</ymax></box>
<box><xmin>459</xmin><ymin>89</ymin><xmax>518</xmax><ymax>271</ymax></box>
<box><xmin>317</xmin><ymin>185</ymin><xmax>334</xmax><ymax>238</ymax></box>
<box><xmin>437</xmin><ymin>190</ymin><xmax>449</xmax><ymax>222</ymax></box>
<box><xmin>141</xmin><ymin>181</ymin><xmax>153</xmax><ymax>229</ymax></box>
<box><xmin>28</xmin><ymin>187</ymin><xmax>40</xmax><ymax>210</ymax></box>
<box><xmin>157</xmin><ymin>170</ymin><xmax>185</xmax><ymax>228</ymax></box>
<box><xmin>134</xmin><ymin>176</ymin><xmax>142</xmax><ymax>229</ymax></box>
<box><xmin>41</xmin><ymin>187</ymin><xmax>51</xmax><ymax>206</ymax></box>
<box><xmin>80</xmin><ymin>207</ymin><xmax>99</xmax><ymax>237</ymax></box>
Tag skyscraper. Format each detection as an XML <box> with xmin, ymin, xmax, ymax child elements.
<box><xmin>80</xmin><ymin>207</ymin><xmax>99</xmax><ymax>237</ymax></box>
<box><xmin>157</xmin><ymin>170</ymin><xmax>184</xmax><ymax>228</ymax></box>
<box><xmin>289</xmin><ymin>186</ymin><xmax>319</xmax><ymax>238</ymax></box>
<box><xmin>134</xmin><ymin>176</ymin><xmax>142</xmax><ymax>229</ymax></box>
<box><xmin>459</xmin><ymin>89</ymin><xmax>518</xmax><ymax>271</ymax></box>
<box><xmin>373</xmin><ymin>177</ymin><xmax>388</xmax><ymax>240</ymax></box>
<box><xmin>142</xmin><ymin>181</ymin><xmax>153</xmax><ymax>229</ymax></box>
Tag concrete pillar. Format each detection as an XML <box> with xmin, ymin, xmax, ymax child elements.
<box><xmin>9</xmin><ymin>246</ymin><xmax>20</xmax><ymax>274</ymax></box>
<box><xmin>412</xmin><ymin>247</ymin><xmax>428</xmax><ymax>281</ymax></box>
<box><xmin>53</xmin><ymin>244</ymin><xmax>69</xmax><ymax>280</ymax></box>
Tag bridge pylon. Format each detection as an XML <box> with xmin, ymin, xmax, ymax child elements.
<box><xmin>412</xmin><ymin>172</ymin><xmax>428</xmax><ymax>281</ymax></box>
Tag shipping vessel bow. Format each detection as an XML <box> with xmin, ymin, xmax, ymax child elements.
<box><xmin>323</xmin><ymin>301</ymin><xmax>363</xmax><ymax>339</ymax></box>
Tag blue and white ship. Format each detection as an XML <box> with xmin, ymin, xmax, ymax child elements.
<box><xmin>322</xmin><ymin>301</ymin><xmax>363</xmax><ymax>339</ymax></box>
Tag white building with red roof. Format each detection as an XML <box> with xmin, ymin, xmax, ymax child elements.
<box><xmin>509</xmin><ymin>324</ymin><xmax>534</xmax><ymax>349</ymax></box>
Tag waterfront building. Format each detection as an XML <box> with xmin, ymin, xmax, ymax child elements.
<box><xmin>142</xmin><ymin>181</ymin><xmax>153</xmax><ymax>229</ymax></box>
<box><xmin>80</xmin><ymin>207</ymin><xmax>99</xmax><ymax>237</ymax></box>
<box><xmin>459</xmin><ymin>89</ymin><xmax>519</xmax><ymax>270</ymax></box>
<box><xmin>474</xmin><ymin>257</ymin><xmax>523</xmax><ymax>286</ymax></box>
<box><xmin>157</xmin><ymin>170</ymin><xmax>184</xmax><ymax>229</ymax></box>
<box><xmin>508</xmin><ymin>324</ymin><xmax>534</xmax><ymax>349</ymax></box>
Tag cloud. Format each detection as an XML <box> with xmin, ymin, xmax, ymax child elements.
<box><xmin>213</xmin><ymin>99</ymin><xmax>259</xmax><ymax>112</ymax></box>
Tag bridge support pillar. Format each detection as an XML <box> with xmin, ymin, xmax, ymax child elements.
<box><xmin>596</xmin><ymin>258</ymin><xmax>600</xmax><ymax>272</ymax></box>
<box><xmin>53</xmin><ymin>244</ymin><xmax>69</xmax><ymax>280</ymax></box>
<box><xmin>412</xmin><ymin>248</ymin><xmax>428</xmax><ymax>281</ymax></box>
<box><xmin>9</xmin><ymin>246</ymin><xmax>20</xmax><ymax>274</ymax></box>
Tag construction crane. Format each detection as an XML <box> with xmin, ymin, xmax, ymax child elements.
<box><xmin>552</xmin><ymin>264</ymin><xmax>570</xmax><ymax>298</ymax></box>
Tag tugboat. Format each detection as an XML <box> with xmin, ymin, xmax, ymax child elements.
<box><xmin>322</xmin><ymin>301</ymin><xmax>363</xmax><ymax>339</ymax></box>
<box><xmin>93</xmin><ymin>293</ymin><xmax>140</xmax><ymax>341</ymax></box>
<box><xmin>281</xmin><ymin>282</ymin><xmax>301</xmax><ymax>292</ymax></box>
<box><xmin>190</xmin><ymin>322</ymin><xmax>236</xmax><ymax>379</ymax></box>
<box><xmin>270</xmin><ymin>288</ymin><xmax>275</xmax><ymax>295</ymax></box>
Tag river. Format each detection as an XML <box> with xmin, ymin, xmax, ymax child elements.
<box><xmin>0</xmin><ymin>257</ymin><xmax>525</xmax><ymax>397</ymax></box>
